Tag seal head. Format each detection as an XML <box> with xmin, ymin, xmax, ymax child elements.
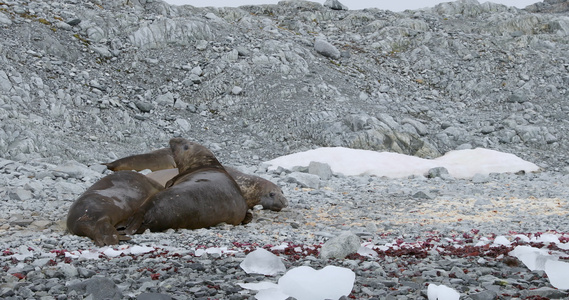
<box><xmin>224</xmin><ymin>166</ymin><xmax>288</xmax><ymax>211</ymax></box>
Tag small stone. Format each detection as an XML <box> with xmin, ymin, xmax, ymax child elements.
<box><xmin>10</xmin><ymin>218</ymin><xmax>34</xmax><ymax>227</ymax></box>
<box><xmin>314</xmin><ymin>39</ymin><xmax>341</xmax><ymax>59</ymax></box>
<box><xmin>323</xmin><ymin>0</ymin><xmax>348</xmax><ymax>10</ymax></box>
<box><xmin>135</xmin><ymin>101</ymin><xmax>154</xmax><ymax>113</ymax></box>
<box><xmin>472</xmin><ymin>173</ymin><xmax>490</xmax><ymax>183</ymax></box>
<box><xmin>66</xmin><ymin>18</ymin><xmax>81</xmax><ymax>26</ymax></box>
<box><xmin>469</xmin><ymin>290</ymin><xmax>498</xmax><ymax>300</ymax></box>
<box><xmin>286</xmin><ymin>172</ymin><xmax>320</xmax><ymax>189</ymax></box>
<box><xmin>195</xmin><ymin>40</ymin><xmax>208</xmax><ymax>50</ymax></box>
<box><xmin>190</xmin><ymin>66</ymin><xmax>202</xmax><ymax>76</ymax></box>
<box><xmin>308</xmin><ymin>161</ymin><xmax>333</xmax><ymax>180</ymax></box>
<box><xmin>0</xmin><ymin>11</ymin><xmax>12</xmax><ymax>25</ymax></box>
<box><xmin>137</xmin><ymin>293</ymin><xmax>173</xmax><ymax>300</ymax></box>
<box><xmin>508</xmin><ymin>90</ymin><xmax>528</xmax><ymax>103</ymax></box>
<box><xmin>231</xmin><ymin>86</ymin><xmax>243</xmax><ymax>95</ymax></box>
<box><xmin>320</xmin><ymin>231</ymin><xmax>361</xmax><ymax>259</ymax></box>
<box><xmin>522</xmin><ymin>287</ymin><xmax>568</xmax><ymax>299</ymax></box>
<box><xmin>10</xmin><ymin>188</ymin><xmax>32</xmax><ymax>201</ymax></box>
<box><xmin>68</xmin><ymin>277</ymin><xmax>122</xmax><ymax>300</ymax></box>
<box><xmin>427</xmin><ymin>167</ymin><xmax>451</xmax><ymax>179</ymax></box>
<box><xmin>412</xmin><ymin>190</ymin><xmax>434</xmax><ymax>199</ymax></box>
<box><xmin>480</xmin><ymin>126</ymin><xmax>495</xmax><ymax>134</ymax></box>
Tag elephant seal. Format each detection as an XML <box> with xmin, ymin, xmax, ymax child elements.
<box><xmin>102</xmin><ymin>148</ymin><xmax>175</xmax><ymax>172</ymax></box>
<box><xmin>66</xmin><ymin>171</ymin><xmax>164</xmax><ymax>246</ymax></box>
<box><xmin>224</xmin><ymin>166</ymin><xmax>288</xmax><ymax>211</ymax></box>
<box><xmin>146</xmin><ymin>167</ymin><xmax>288</xmax><ymax>211</ymax></box>
<box><xmin>136</xmin><ymin>138</ymin><xmax>250</xmax><ymax>233</ymax></box>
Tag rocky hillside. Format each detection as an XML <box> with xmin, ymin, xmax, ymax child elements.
<box><xmin>0</xmin><ymin>0</ymin><xmax>568</xmax><ymax>169</ymax></box>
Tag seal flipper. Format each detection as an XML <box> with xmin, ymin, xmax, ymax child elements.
<box><xmin>241</xmin><ymin>210</ymin><xmax>253</xmax><ymax>225</ymax></box>
<box><xmin>117</xmin><ymin>211</ymin><xmax>145</xmax><ymax>235</ymax></box>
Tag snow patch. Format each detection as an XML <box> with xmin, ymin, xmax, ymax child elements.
<box><xmin>265</xmin><ymin>147</ymin><xmax>539</xmax><ymax>179</ymax></box>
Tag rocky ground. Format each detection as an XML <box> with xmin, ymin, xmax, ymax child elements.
<box><xmin>1</xmin><ymin>0</ymin><xmax>569</xmax><ymax>299</ymax></box>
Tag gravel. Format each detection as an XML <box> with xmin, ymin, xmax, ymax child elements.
<box><xmin>1</xmin><ymin>0</ymin><xmax>569</xmax><ymax>299</ymax></box>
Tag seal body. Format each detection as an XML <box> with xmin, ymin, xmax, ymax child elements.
<box><xmin>146</xmin><ymin>167</ymin><xmax>288</xmax><ymax>211</ymax></box>
<box><xmin>102</xmin><ymin>148</ymin><xmax>175</xmax><ymax>172</ymax></box>
<box><xmin>66</xmin><ymin>171</ymin><xmax>164</xmax><ymax>246</ymax></box>
<box><xmin>137</xmin><ymin>138</ymin><xmax>249</xmax><ymax>233</ymax></box>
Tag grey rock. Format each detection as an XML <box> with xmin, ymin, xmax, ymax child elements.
<box><xmin>474</xmin><ymin>198</ymin><xmax>492</xmax><ymax>206</ymax></box>
<box><xmin>472</xmin><ymin>173</ymin><xmax>490</xmax><ymax>183</ymax></box>
<box><xmin>412</xmin><ymin>190</ymin><xmax>434</xmax><ymax>199</ymax></box>
<box><xmin>427</xmin><ymin>167</ymin><xmax>450</xmax><ymax>178</ymax></box>
<box><xmin>53</xmin><ymin>161</ymin><xmax>97</xmax><ymax>180</ymax></box>
<box><xmin>0</xmin><ymin>70</ymin><xmax>12</xmax><ymax>91</ymax></box>
<box><xmin>314</xmin><ymin>39</ymin><xmax>341</xmax><ymax>59</ymax></box>
<box><xmin>320</xmin><ymin>231</ymin><xmax>361</xmax><ymax>259</ymax></box>
<box><xmin>68</xmin><ymin>277</ymin><xmax>122</xmax><ymax>300</ymax></box>
<box><xmin>469</xmin><ymin>290</ymin><xmax>498</xmax><ymax>300</ymax></box>
<box><xmin>308</xmin><ymin>161</ymin><xmax>333</xmax><ymax>180</ymax></box>
<box><xmin>91</xmin><ymin>45</ymin><xmax>113</xmax><ymax>58</ymax></box>
<box><xmin>138</xmin><ymin>293</ymin><xmax>173</xmax><ymax>300</ymax></box>
<box><xmin>0</xmin><ymin>12</ymin><xmax>12</xmax><ymax>25</ymax></box>
<box><xmin>135</xmin><ymin>101</ymin><xmax>154</xmax><ymax>113</ymax></box>
<box><xmin>508</xmin><ymin>90</ymin><xmax>528</xmax><ymax>103</ymax></box>
<box><xmin>9</xmin><ymin>188</ymin><xmax>32</xmax><ymax>201</ymax></box>
<box><xmin>286</xmin><ymin>172</ymin><xmax>320</xmax><ymax>189</ymax></box>
<box><xmin>231</xmin><ymin>86</ymin><xmax>243</xmax><ymax>95</ymax></box>
<box><xmin>521</xmin><ymin>287</ymin><xmax>568</xmax><ymax>299</ymax></box>
<box><xmin>66</xmin><ymin>18</ymin><xmax>81</xmax><ymax>26</ymax></box>
<box><xmin>324</xmin><ymin>0</ymin><xmax>348</xmax><ymax>10</ymax></box>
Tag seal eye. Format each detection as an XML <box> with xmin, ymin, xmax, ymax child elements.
<box><xmin>183</xmin><ymin>144</ymin><xmax>189</xmax><ymax>150</ymax></box>
<box><xmin>269</xmin><ymin>192</ymin><xmax>276</xmax><ymax>197</ymax></box>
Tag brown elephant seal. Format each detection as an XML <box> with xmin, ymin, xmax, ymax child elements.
<box><xmin>136</xmin><ymin>138</ymin><xmax>250</xmax><ymax>233</ymax></box>
<box><xmin>102</xmin><ymin>148</ymin><xmax>175</xmax><ymax>172</ymax></box>
<box><xmin>66</xmin><ymin>171</ymin><xmax>164</xmax><ymax>246</ymax></box>
<box><xmin>224</xmin><ymin>166</ymin><xmax>288</xmax><ymax>211</ymax></box>
<box><xmin>146</xmin><ymin>167</ymin><xmax>288</xmax><ymax>211</ymax></box>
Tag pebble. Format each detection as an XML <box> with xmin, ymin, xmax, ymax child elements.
<box><xmin>320</xmin><ymin>231</ymin><xmax>361</xmax><ymax>259</ymax></box>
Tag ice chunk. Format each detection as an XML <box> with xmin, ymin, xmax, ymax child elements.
<box><xmin>270</xmin><ymin>243</ymin><xmax>289</xmax><ymax>251</ymax></box>
<box><xmin>545</xmin><ymin>259</ymin><xmax>569</xmax><ymax>289</ymax></box>
<box><xmin>492</xmin><ymin>236</ymin><xmax>511</xmax><ymax>246</ymax></box>
<box><xmin>510</xmin><ymin>245</ymin><xmax>569</xmax><ymax>289</ymax></box>
<box><xmin>532</xmin><ymin>233</ymin><xmax>560</xmax><ymax>244</ymax></box>
<box><xmin>102</xmin><ymin>247</ymin><xmax>122</xmax><ymax>257</ymax></box>
<box><xmin>11</xmin><ymin>245</ymin><xmax>34</xmax><ymax>261</ymax></box>
<box><xmin>240</xmin><ymin>248</ymin><xmax>286</xmax><ymax>276</ymax></box>
<box><xmin>509</xmin><ymin>245</ymin><xmax>551</xmax><ymax>271</ymax></box>
<box><xmin>427</xmin><ymin>283</ymin><xmax>460</xmax><ymax>300</ymax></box>
<box><xmin>255</xmin><ymin>288</ymin><xmax>290</xmax><ymax>300</ymax></box>
<box><xmin>237</xmin><ymin>282</ymin><xmax>288</xmax><ymax>300</ymax></box>
<box><xmin>129</xmin><ymin>245</ymin><xmax>154</xmax><ymax>255</ymax></box>
<box><xmin>357</xmin><ymin>245</ymin><xmax>378</xmax><ymax>258</ymax></box>
<box><xmin>278</xmin><ymin>266</ymin><xmax>355</xmax><ymax>300</ymax></box>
